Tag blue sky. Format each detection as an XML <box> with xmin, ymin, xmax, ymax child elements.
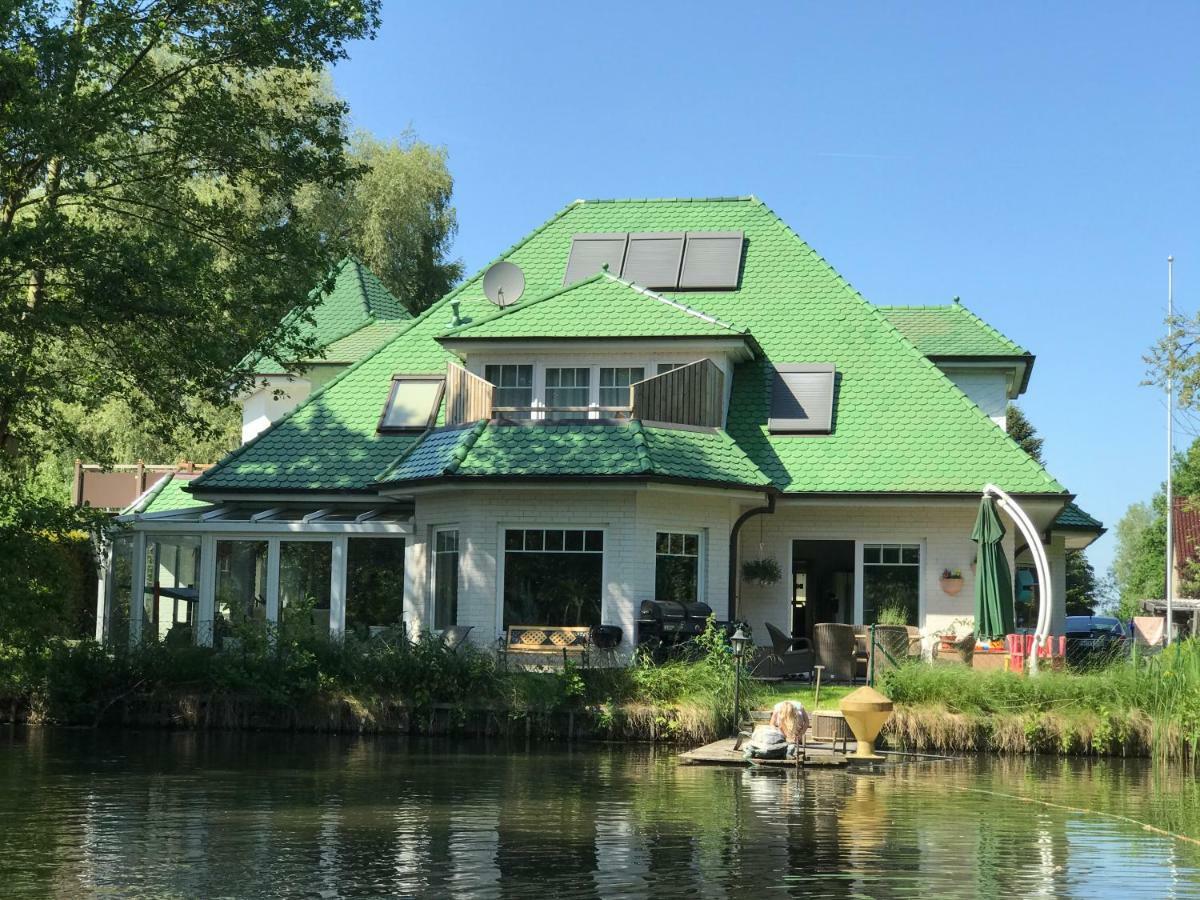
<box><xmin>333</xmin><ymin>1</ymin><xmax>1200</xmax><ymax>578</ymax></box>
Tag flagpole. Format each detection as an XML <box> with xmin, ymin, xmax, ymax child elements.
<box><xmin>1166</xmin><ymin>255</ymin><xmax>1175</xmax><ymax>644</ymax></box>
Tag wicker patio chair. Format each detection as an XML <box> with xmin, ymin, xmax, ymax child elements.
<box><xmin>751</xmin><ymin>622</ymin><xmax>814</xmax><ymax>679</ymax></box>
<box><xmin>813</xmin><ymin>623</ymin><xmax>857</xmax><ymax>682</ymax></box>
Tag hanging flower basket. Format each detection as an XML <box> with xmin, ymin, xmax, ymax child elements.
<box><xmin>741</xmin><ymin>557</ymin><xmax>782</xmax><ymax>586</ymax></box>
<box><xmin>940</xmin><ymin>569</ymin><xmax>964</xmax><ymax>596</ymax></box>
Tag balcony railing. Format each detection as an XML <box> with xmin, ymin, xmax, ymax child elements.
<box><xmin>444</xmin><ymin>359</ymin><xmax>725</xmax><ymax>429</ymax></box>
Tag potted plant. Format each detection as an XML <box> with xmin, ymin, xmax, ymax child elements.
<box><xmin>933</xmin><ymin>617</ymin><xmax>973</xmax><ymax>654</ymax></box>
<box><xmin>939</xmin><ymin>568</ymin><xmax>964</xmax><ymax>596</ymax></box>
<box><xmin>741</xmin><ymin>557</ymin><xmax>782</xmax><ymax>586</ymax></box>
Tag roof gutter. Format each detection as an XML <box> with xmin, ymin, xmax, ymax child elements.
<box><xmin>728</xmin><ymin>492</ymin><xmax>777</xmax><ymax>622</ymax></box>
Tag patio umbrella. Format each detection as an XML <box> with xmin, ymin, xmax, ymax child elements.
<box><xmin>972</xmin><ymin>496</ymin><xmax>1015</xmax><ymax>641</ymax></box>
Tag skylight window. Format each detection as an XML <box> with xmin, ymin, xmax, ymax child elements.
<box><xmin>768</xmin><ymin>364</ymin><xmax>836</xmax><ymax>434</ymax></box>
<box><xmin>378</xmin><ymin>375</ymin><xmax>445</xmax><ymax>432</ymax></box>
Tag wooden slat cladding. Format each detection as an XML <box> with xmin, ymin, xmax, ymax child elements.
<box><xmin>445</xmin><ymin>363</ymin><xmax>495</xmax><ymax>425</ymax></box>
<box><xmin>631</xmin><ymin>359</ymin><xmax>724</xmax><ymax>427</ymax></box>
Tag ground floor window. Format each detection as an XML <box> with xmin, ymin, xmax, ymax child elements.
<box><xmin>1015</xmin><ymin>564</ymin><xmax>1038</xmax><ymax>630</ymax></box>
<box><xmin>346</xmin><ymin>538</ymin><xmax>406</xmax><ymax>638</ymax></box>
<box><xmin>215</xmin><ymin>540</ymin><xmax>268</xmax><ymax>643</ymax></box>
<box><xmin>655</xmin><ymin>531</ymin><xmax>699</xmax><ymax>603</ymax></box>
<box><xmin>279</xmin><ymin>541</ymin><xmax>332</xmax><ymax>638</ymax></box>
<box><xmin>863</xmin><ymin>543</ymin><xmax>920</xmax><ymax>626</ymax></box>
<box><xmin>432</xmin><ymin>529</ymin><xmax>459</xmax><ymax>630</ymax></box>
<box><xmin>502</xmin><ymin>528</ymin><xmax>604</xmax><ymax>627</ymax></box>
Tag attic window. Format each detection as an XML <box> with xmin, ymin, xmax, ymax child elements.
<box><xmin>564</xmin><ymin>233</ymin><xmax>629</xmax><ymax>285</ymax></box>
<box><xmin>378</xmin><ymin>375</ymin><xmax>445</xmax><ymax>432</ymax></box>
<box><xmin>679</xmin><ymin>231</ymin><xmax>744</xmax><ymax>289</ymax></box>
<box><xmin>621</xmin><ymin>232</ymin><xmax>685</xmax><ymax>289</ymax></box>
<box><xmin>769</xmin><ymin>364</ymin><xmax>835</xmax><ymax>434</ymax></box>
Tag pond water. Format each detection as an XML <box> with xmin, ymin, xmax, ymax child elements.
<box><xmin>1</xmin><ymin>728</ymin><xmax>1199</xmax><ymax>898</ymax></box>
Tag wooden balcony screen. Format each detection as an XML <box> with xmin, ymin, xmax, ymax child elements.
<box><xmin>444</xmin><ymin>363</ymin><xmax>495</xmax><ymax>426</ymax></box>
<box><xmin>631</xmin><ymin>359</ymin><xmax>725</xmax><ymax>428</ymax></box>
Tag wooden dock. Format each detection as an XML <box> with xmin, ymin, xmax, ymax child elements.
<box><xmin>679</xmin><ymin>737</ymin><xmax>850</xmax><ymax>768</ymax></box>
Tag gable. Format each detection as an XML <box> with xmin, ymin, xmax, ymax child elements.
<box><xmin>195</xmin><ymin>197</ymin><xmax>1067</xmax><ymax>497</ymax></box>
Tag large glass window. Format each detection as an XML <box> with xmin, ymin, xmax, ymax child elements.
<box><xmin>657</xmin><ymin>362</ymin><xmax>686</xmax><ymax>375</ymax></box>
<box><xmin>109</xmin><ymin>535</ymin><xmax>133</xmax><ymax>645</ymax></box>
<box><xmin>215</xmin><ymin>540</ymin><xmax>268</xmax><ymax>643</ymax></box>
<box><xmin>655</xmin><ymin>532</ymin><xmax>700</xmax><ymax>603</ymax></box>
<box><xmin>599</xmin><ymin>367</ymin><xmax>644</xmax><ymax>414</ymax></box>
<box><xmin>1015</xmin><ymin>565</ymin><xmax>1038</xmax><ymax>630</ymax></box>
<box><xmin>544</xmin><ymin>367</ymin><xmax>590</xmax><ymax>420</ymax></box>
<box><xmin>862</xmin><ymin>543</ymin><xmax>920</xmax><ymax>626</ymax></box>
<box><xmin>433</xmin><ymin>529</ymin><xmax>459</xmax><ymax>630</ymax></box>
<box><xmin>378</xmin><ymin>376</ymin><xmax>444</xmax><ymax>431</ymax></box>
<box><xmin>503</xmin><ymin>528</ymin><xmax>604</xmax><ymax>627</ymax></box>
<box><xmin>279</xmin><ymin>541</ymin><xmax>332</xmax><ymax>638</ymax></box>
<box><xmin>486</xmin><ymin>364</ymin><xmax>533</xmax><ymax>414</ymax></box>
<box><xmin>346</xmin><ymin>538</ymin><xmax>405</xmax><ymax>638</ymax></box>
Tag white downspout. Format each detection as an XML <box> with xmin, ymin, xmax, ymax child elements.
<box><xmin>983</xmin><ymin>484</ymin><xmax>1054</xmax><ymax>674</ymax></box>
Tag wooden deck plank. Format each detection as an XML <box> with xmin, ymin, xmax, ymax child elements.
<box><xmin>679</xmin><ymin>738</ymin><xmax>849</xmax><ymax>767</ymax></box>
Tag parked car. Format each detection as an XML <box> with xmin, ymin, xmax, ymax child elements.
<box><xmin>1064</xmin><ymin>616</ymin><xmax>1128</xmax><ymax>667</ymax></box>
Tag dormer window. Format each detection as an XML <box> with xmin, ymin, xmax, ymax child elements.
<box><xmin>768</xmin><ymin>364</ymin><xmax>836</xmax><ymax>434</ymax></box>
<box><xmin>378</xmin><ymin>375</ymin><xmax>445</xmax><ymax>432</ymax></box>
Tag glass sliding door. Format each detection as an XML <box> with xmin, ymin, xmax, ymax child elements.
<box><xmin>215</xmin><ymin>540</ymin><xmax>268</xmax><ymax>646</ymax></box>
<box><xmin>149</xmin><ymin>535</ymin><xmax>201</xmax><ymax>643</ymax></box>
<box><xmin>279</xmin><ymin>541</ymin><xmax>332</xmax><ymax>640</ymax></box>
<box><xmin>346</xmin><ymin>537</ymin><xmax>405</xmax><ymax>639</ymax></box>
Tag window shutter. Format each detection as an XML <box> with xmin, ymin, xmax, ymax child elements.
<box><xmin>679</xmin><ymin>232</ymin><xmax>744</xmax><ymax>289</ymax></box>
<box><xmin>769</xmin><ymin>365</ymin><xmax>835</xmax><ymax>433</ymax></box>
<box><xmin>621</xmin><ymin>233</ymin><xmax>685</xmax><ymax>289</ymax></box>
<box><xmin>563</xmin><ymin>233</ymin><xmax>629</xmax><ymax>285</ymax></box>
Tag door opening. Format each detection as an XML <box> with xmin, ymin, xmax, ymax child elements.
<box><xmin>791</xmin><ymin>540</ymin><xmax>855</xmax><ymax>640</ymax></box>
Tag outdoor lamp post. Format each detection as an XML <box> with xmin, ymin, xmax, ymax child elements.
<box><xmin>731</xmin><ymin>626</ymin><xmax>751</xmax><ymax>736</ymax></box>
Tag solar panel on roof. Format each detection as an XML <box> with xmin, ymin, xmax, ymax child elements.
<box><xmin>620</xmin><ymin>233</ymin><xmax>685</xmax><ymax>289</ymax></box>
<box><xmin>564</xmin><ymin>233</ymin><xmax>629</xmax><ymax>285</ymax></box>
<box><xmin>769</xmin><ymin>365</ymin><xmax>836</xmax><ymax>434</ymax></box>
<box><xmin>679</xmin><ymin>232</ymin><xmax>744</xmax><ymax>289</ymax></box>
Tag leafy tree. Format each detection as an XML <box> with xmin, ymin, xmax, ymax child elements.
<box><xmin>1006</xmin><ymin>403</ymin><xmax>1097</xmax><ymax>611</ymax></box>
<box><xmin>298</xmin><ymin>131</ymin><xmax>462</xmax><ymax>314</ymax></box>
<box><xmin>0</xmin><ymin>0</ymin><xmax>381</xmax><ymax>488</ymax></box>
<box><xmin>1110</xmin><ymin>502</ymin><xmax>1154</xmax><ymax>615</ymax></box>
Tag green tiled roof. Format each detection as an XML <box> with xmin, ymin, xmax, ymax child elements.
<box><xmin>878</xmin><ymin>301</ymin><xmax>1029</xmax><ymax>358</ymax></box>
<box><xmin>1053</xmin><ymin>502</ymin><xmax>1105</xmax><ymax>532</ymax></box>
<box><xmin>323</xmin><ymin>321</ymin><xmax>408</xmax><ymax>363</ymax></box>
<box><xmin>378</xmin><ymin>421</ymin><xmax>770</xmax><ymax>489</ymax></box>
<box><xmin>197</xmin><ymin>196</ymin><xmax>1067</xmax><ymax>497</ymax></box>
<box><xmin>126</xmin><ymin>473</ymin><xmax>212</xmax><ymax>515</ymax></box>
<box><xmin>253</xmin><ymin>257</ymin><xmax>411</xmax><ymax>374</ymax></box>
<box><xmin>440</xmin><ymin>273</ymin><xmax>754</xmax><ymax>344</ymax></box>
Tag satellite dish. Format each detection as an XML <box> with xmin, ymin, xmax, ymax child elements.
<box><xmin>483</xmin><ymin>261</ymin><xmax>525</xmax><ymax>307</ymax></box>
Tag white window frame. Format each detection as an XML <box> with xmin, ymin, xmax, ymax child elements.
<box><xmin>494</xmin><ymin>523</ymin><xmax>608</xmax><ymax>638</ymax></box>
<box><xmin>429</xmin><ymin>526</ymin><xmax>460</xmax><ymax>633</ymax></box>
<box><xmin>654</xmin><ymin>529</ymin><xmax>704</xmax><ymax>604</ymax></box>
<box><xmin>856</xmin><ymin>540</ymin><xmax>925</xmax><ymax>627</ymax></box>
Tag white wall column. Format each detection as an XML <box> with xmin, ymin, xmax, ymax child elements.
<box><xmin>128</xmin><ymin>531</ymin><xmax>147</xmax><ymax>648</ymax></box>
<box><xmin>853</xmin><ymin>540</ymin><xmax>865</xmax><ymax>625</ymax></box>
<box><xmin>95</xmin><ymin>537</ymin><xmax>114</xmax><ymax>643</ymax></box>
<box><xmin>264</xmin><ymin>538</ymin><xmax>281</xmax><ymax>630</ymax></box>
<box><xmin>196</xmin><ymin>534</ymin><xmax>216</xmax><ymax>646</ymax></box>
<box><xmin>330</xmin><ymin>535</ymin><xmax>348</xmax><ymax>640</ymax></box>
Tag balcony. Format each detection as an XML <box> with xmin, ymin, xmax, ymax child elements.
<box><xmin>444</xmin><ymin>359</ymin><xmax>725</xmax><ymax>429</ymax></box>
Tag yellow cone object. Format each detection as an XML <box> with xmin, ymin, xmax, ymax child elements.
<box><xmin>839</xmin><ymin>685</ymin><xmax>893</xmax><ymax>760</ymax></box>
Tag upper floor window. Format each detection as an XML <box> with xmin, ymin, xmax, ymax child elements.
<box><xmin>378</xmin><ymin>375</ymin><xmax>445</xmax><ymax>432</ymax></box>
<box><xmin>599</xmin><ymin>367</ymin><xmax>644</xmax><ymax>412</ymax></box>
<box><xmin>486</xmin><ymin>364</ymin><xmax>533</xmax><ymax>414</ymax></box>
<box><xmin>545</xmin><ymin>367</ymin><xmax>590</xmax><ymax>420</ymax></box>
<box><xmin>768</xmin><ymin>364</ymin><xmax>835</xmax><ymax>434</ymax></box>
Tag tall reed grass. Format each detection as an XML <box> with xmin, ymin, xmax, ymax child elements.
<box><xmin>880</xmin><ymin>639</ymin><xmax>1200</xmax><ymax>760</ymax></box>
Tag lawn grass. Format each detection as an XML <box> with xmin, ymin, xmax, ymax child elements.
<box><xmin>758</xmin><ymin>681</ymin><xmax>855</xmax><ymax>711</ymax></box>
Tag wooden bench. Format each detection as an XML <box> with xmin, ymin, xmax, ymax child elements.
<box><xmin>500</xmin><ymin>625</ymin><xmax>590</xmax><ymax>669</ymax></box>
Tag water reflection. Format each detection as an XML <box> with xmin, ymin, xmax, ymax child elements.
<box><xmin>0</xmin><ymin>728</ymin><xmax>1197</xmax><ymax>898</ymax></box>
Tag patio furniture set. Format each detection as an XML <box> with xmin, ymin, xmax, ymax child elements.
<box><xmin>750</xmin><ymin>622</ymin><xmax>922</xmax><ymax>682</ymax></box>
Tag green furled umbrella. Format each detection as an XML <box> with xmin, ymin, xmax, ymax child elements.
<box><xmin>972</xmin><ymin>496</ymin><xmax>1015</xmax><ymax>641</ymax></box>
